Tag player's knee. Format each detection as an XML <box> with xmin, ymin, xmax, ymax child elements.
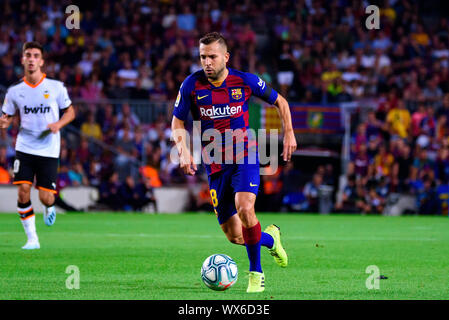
<box><xmin>236</xmin><ymin>202</ymin><xmax>255</xmax><ymax>222</ymax></box>
<box><xmin>236</xmin><ymin>201</ymin><xmax>252</xmax><ymax>215</ymax></box>
<box><xmin>39</xmin><ymin>191</ymin><xmax>55</xmax><ymax>206</ymax></box>
<box><xmin>17</xmin><ymin>185</ymin><xmax>31</xmax><ymax>203</ymax></box>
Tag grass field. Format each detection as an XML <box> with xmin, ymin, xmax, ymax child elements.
<box><xmin>1</xmin><ymin>212</ymin><xmax>449</xmax><ymax>300</ymax></box>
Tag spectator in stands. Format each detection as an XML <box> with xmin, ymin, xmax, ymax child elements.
<box><xmin>365</xmin><ymin>185</ymin><xmax>385</xmax><ymax>214</ymax></box>
<box><xmin>280</xmin><ymin>161</ymin><xmax>304</xmax><ymax>212</ymax></box>
<box><xmin>80</xmin><ymin>74</ymin><xmax>103</xmax><ymax>102</ymax></box>
<box><xmin>118</xmin><ymin>175</ymin><xmax>156</xmax><ymax>212</ymax></box>
<box><xmin>114</xmin><ymin>126</ymin><xmax>137</xmax><ymax>181</ymax></box>
<box><xmin>386</xmin><ymin>99</ymin><xmax>411</xmax><ymax>139</ymax></box>
<box><xmin>411</xmin><ymin>104</ymin><xmax>428</xmax><ymax>138</ymax></box>
<box><xmin>392</xmin><ymin>142</ymin><xmax>413</xmax><ymax>192</ymax></box>
<box><xmin>177</xmin><ymin>6</ymin><xmax>196</xmax><ymax>32</ymax></box>
<box><xmin>190</xmin><ymin>180</ymin><xmax>214</xmax><ymax>212</ymax></box>
<box><xmin>132</xmin><ymin>128</ymin><xmax>146</xmax><ymax>160</ymax></box>
<box><xmin>419</xmin><ymin>106</ymin><xmax>436</xmax><ymax>141</ymax></box>
<box><xmin>68</xmin><ymin>163</ymin><xmax>89</xmax><ymax>187</ymax></box>
<box><xmin>159</xmin><ymin>155</ymin><xmax>186</xmax><ymax>185</ymax></box>
<box><xmin>276</xmin><ymin>42</ymin><xmax>296</xmax><ymax>98</ymax></box>
<box><xmin>98</xmin><ymin>172</ymin><xmax>122</xmax><ymax>211</ymax></box>
<box><xmin>255</xmin><ymin>62</ymin><xmax>273</xmax><ymax>86</ymax></box>
<box><xmin>76</xmin><ymin>138</ymin><xmax>90</xmax><ymax>165</ymax></box>
<box><xmin>436</xmin><ymin>178</ymin><xmax>449</xmax><ymax>215</ymax></box>
<box><xmin>436</xmin><ymin>146</ymin><xmax>449</xmax><ymax>184</ymax></box>
<box><xmin>372</xmin><ymin>143</ymin><xmax>395</xmax><ymax>180</ymax></box>
<box><xmin>351</xmin><ymin>143</ymin><xmax>369</xmax><ymax>183</ymax></box>
<box><xmin>0</xmin><ymin>146</ymin><xmax>9</xmax><ymax>169</ymax></box>
<box><xmin>117</xmin><ymin>103</ymin><xmax>140</xmax><ymax>129</ymax></box>
<box><xmin>86</xmin><ymin>159</ymin><xmax>102</xmax><ymax>189</ymax></box>
<box><xmin>97</xmin><ymin>103</ymin><xmax>116</xmax><ymax>132</ymax></box>
<box><xmin>148</xmin><ymin>76</ymin><xmax>169</xmax><ymax>102</ymax></box>
<box><xmin>335</xmin><ymin>175</ymin><xmax>358</xmax><ymax>213</ymax></box>
<box><xmin>81</xmin><ymin>111</ymin><xmax>103</xmax><ymax>141</ymax></box>
<box><xmin>118</xmin><ymin>175</ymin><xmax>137</xmax><ymax>211</ymax></box>
<box><xmin>303</xmin><ymin>173</ymin><xmax>323</xmax><ymax>213</ymax></box>
<box><xmin>437</xmin><ymin>93</ymin><xmax>449</xmax><ymax>120</ymax></box>
<box><xmin>436</xmin><ymin>114</ymin><xmax>448</xmax><ymax>142</ymax></box>
<box><xmin>376</xmin><ymin>176</ymin><xmax>390</xmax><ymax>199</ymax></box>
<box><xmin>117</xmin><ymin>58</ymin><xmax>139</xmax><ymax>88</ymax></box>
<box><xmin>140</xmin><ymin>163</ymin><xmax>162</xmax><ymax>189</ymax></box>
<box><xmin>416</xmin><ymin>178</ymin><xmax>439</xmax><ymax>215</ymax></box>
<box><xmin>0</xmin><ymin>126</ymin><xmax>11</xmax><ymax>150</ymax></box>
<box><xmin>260</xmin><ymin>166</ymin><xmax>283</xmax><ymax>212</ymax></box>
<box><xmin>412</xmin><ymin>148</ymin><xmax>435</xmax><ymax>182</ymax></box>
<box><xmin>365</xmin><ymin>110</ymin><xmax>383</xmax><ymax>140</ymax></box>
<box><xmin>0</xmin><ymin>146</ymin><xmax>10</xmax><ymax>184</ymax></box>
<box><xmin>423</xmin><ymin>76</ymin><xmax>444</xmax><ymax>109</ymax></box>
<box><xmin>0</xmin><ymin>164</ymin><xmax>9</xmax><ymax>183</ymax></box>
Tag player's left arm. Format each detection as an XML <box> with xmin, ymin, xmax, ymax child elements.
<box><xmin>47</xmin><ymin>105</ymin><xmax>76</xmax><ymax>133</ymax></box>
<box><xmin>244</xmin><ymin>72</ymin><xmax>297</xmax><ymax>160</ymax></box>
<box><xmin>273</xmin><ymin>94</ymin><xmax>297</xmax><ymax>162</ymax></box>
<box><xmin>47</xmin><ymin>83</ymin><xmax>76</xmax><ymax>133</ymax></box>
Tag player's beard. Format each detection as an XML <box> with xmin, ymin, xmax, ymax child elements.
<box><xmin>206</xmin><ymin>65</ymin><xmax>226</xmax><ymax>81</ymax></box>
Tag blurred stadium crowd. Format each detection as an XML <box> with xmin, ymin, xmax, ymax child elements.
<box><xmin>0</xmin><ymin>0</ymin><xmax>449</xmax><ymax>214</ymax></box>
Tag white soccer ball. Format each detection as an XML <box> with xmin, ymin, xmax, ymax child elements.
<box><xmin>201</xmin><ymin>254</ymin><xmax>238</xmax><ymax>291</ymax></box>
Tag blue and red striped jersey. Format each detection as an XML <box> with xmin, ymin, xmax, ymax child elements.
<box><xmin>173</xmin><ymin>68</ymin><xmax>278</xmax><ymax>175</ymax></box>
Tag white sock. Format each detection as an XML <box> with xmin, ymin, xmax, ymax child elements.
<box><xmin>21</xmin><ymin>215</ymin><xmax>38</xmax><ymax>242</ymax></box>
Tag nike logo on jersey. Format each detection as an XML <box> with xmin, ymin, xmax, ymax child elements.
<box><xmin>24</xmin><ymin>105</ymin><xmax>51</xmax><ymax>114</ymax></box>
<box><xmin>250</xmin><ymin>183</ymin><xmax>258</xmax><ymax>187</ymax></box>
<box><xmin>197</xmin><ymin>94</ymin><xmax>208</xmax><ymax>100</ymax></box>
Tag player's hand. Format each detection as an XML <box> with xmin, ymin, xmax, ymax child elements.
<box><xmin>179</xmin><ymin>149</ymin><xmax>197</xmax><ymax>175</ymax></box>
<box><xmin>47</xmin><ymin>122</ymin><xmax>61</xmax><ymax>134</ymax></box>
<box><xmin>0</xmin><ymin>114</ymin><xmax>9</xmax><ymax>129</ymax></box>
<box><xmin>281</xmin><ymin>130</ymin><xmax>297</xmax><ymax>162</ymax></box>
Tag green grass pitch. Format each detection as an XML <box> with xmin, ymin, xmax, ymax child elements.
<box><xmin>1</xmin><ymin>212</ymin><xmax>449</xmax><ymax>300</ymax></box>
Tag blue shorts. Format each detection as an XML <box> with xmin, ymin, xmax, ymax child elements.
<box><xmin>207</xmin><ymin>164</ymin><xmax>260</xmax><ymax>225</ymax></box>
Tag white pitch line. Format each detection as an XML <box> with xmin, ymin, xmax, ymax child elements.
<box><xmin>0</xmin><ymin>231</ymin><xmax>439</xmax><ymax>241</ymax></box>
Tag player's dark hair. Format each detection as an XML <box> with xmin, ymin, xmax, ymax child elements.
<box><xmin>22</xmin><ymin>41</ymin><xmax>44</xmax><ymax>55</ymax></box>
<box><xmin>199</xmin><ymin>32</ymin><xmax>227</xmax><ymax>50</ymax></box>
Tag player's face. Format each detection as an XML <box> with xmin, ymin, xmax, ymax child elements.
<box><xmin>22</xmin><ymin>48</ymin><xmax>44</xmax><ymax>73</ymax></box>
<box><xmin>199</xmin><ymin>41</ymin><xmax>229</xmax><ymax>81</ymax></box>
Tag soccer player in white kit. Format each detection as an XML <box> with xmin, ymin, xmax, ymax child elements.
<box><xmin>0</xmin><ymin>42</ymin><xmax>75</xmax><ymax>249</ymax></box>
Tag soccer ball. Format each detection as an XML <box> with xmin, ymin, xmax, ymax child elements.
<box><xmin>201</xmin><ymin>254</ymin><xmax>238</xmax><ymax>291</ymax></box>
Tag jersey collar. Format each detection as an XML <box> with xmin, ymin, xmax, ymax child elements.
<box><xmin>23</xmin><ymin>73</ymin><xmax>46</xmax><ymax>88</ymax></box>
<box><xmin>207</xmin><ymin>68</ymin><xmax>229</xmax><ymax>88</ymax></box>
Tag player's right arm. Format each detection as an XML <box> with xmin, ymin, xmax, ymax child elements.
<box><xmin>0</xmin><ymin>113</ymin><xmax>13</xmax><ymax>129</ymax></box>
<box><xmin>1</xmin><ymin>89</ymin><xmax>16</xmax><ymax>129</ymax></box>
<box><xmin>171</xmin><ymin>78</ymin><xmax>197</xmax><ymax>176</ymax></box>
<box><xmin>171</xmin><ymin>116</ymin><xmax>197</xmax><ymax>175</ymax></box>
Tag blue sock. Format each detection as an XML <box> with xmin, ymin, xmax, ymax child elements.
<box><xmin>245</xmin><ymin>242</ymin><xmax>262</xmax><ymax>273</ymax></box>
<box><xmin>242</xmin><ymin>222</ymin><xmax>263</xmax><ymax>273</ymax></box>
<box><xmin>260</xmin><ymin>232</ymin><xmax>274</xmax><ymax>249</ymax></box>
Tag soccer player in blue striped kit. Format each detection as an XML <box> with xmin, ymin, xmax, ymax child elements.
<box><xmin>172</xmin><ymin>32</ymin><xmax>297</xmax><ymax>292</ymax></box>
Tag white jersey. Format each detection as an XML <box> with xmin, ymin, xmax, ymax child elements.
<box><xmin>2</xmin><ymin>74</ymin><xmax>72</xmax><ymax>158</ymax></box>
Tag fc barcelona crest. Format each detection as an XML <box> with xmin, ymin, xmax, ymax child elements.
<box><xmin>231</xmin><ymin>88</ymin><xmax>242</xmax><ymax>100</ymax></box>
